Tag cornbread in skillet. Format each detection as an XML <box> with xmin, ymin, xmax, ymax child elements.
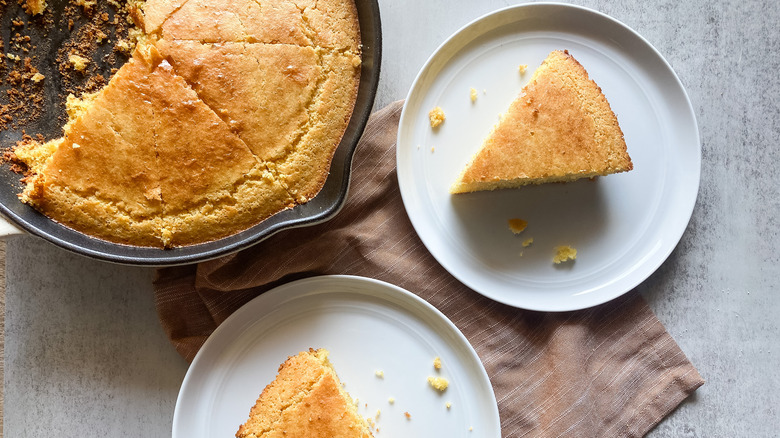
<box><xmin>14</xmin><ymin>0</ymin><xmax>361</xmax><ymax>247</ymax></box>
<box><xmin>236</xmin><ymin>348</ymin><xmax>373</xmax><ymax>438</ymax></box>
<box><xmin>450</xmin><ymin>50</ymin><xmax>632</xmax><ymax>194</ymax></box>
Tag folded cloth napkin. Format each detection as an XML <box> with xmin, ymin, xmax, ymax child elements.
<box><xmin>154</xmin><ymin>101</ymin><xmax>703</xmax><ymax>437</ymax></box>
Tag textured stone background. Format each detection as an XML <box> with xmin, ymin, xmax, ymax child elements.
<box><xmin>3</xmin><ymin>0</ymin><xmax>779</xmax><ymax>436</ymax></box>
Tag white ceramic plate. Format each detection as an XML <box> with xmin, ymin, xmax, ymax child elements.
<box><xmin>172</xmin><ymin>275</ymin><xmax>500</xmax><ymax>438</ymax></box>
<box><xmin>397</xmin><ymin>3</ymin><xmax>700</xmax><ymax>311</ymax></box>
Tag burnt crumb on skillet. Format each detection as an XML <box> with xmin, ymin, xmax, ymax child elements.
<box><xmin>0</xmin><ymin>0</ymin><xmax>139</xmax><ymax>148</ymax></box>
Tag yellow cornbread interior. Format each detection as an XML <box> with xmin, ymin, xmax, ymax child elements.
<box><xmin>236</xmin><ymin>348</ymin><xmax>373</xmax><ymax>438</ymax></box>
<box><xmin>15</xmin><ymin>0</ymin><xmax>361</xmax><ymax>247</ymax></box>
<box><xmin>450</xmin><ymin>50</ymin><xmax>632</xmax><ymax>194</ymax></box>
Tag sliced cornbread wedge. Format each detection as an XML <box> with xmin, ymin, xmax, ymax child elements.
<box><xmin>16</xmin><ymin>52</ymin><xmax>164</xmax><ymax>246</ymax></box>
<box><xmin>236</xmin><ymin>348</ymin><xmax>373</xmax><ymax>438</ymax></box>
<box><xmin>450</xmin><ymin>50</ymin><xmax>632</xmax><ymax>194</ymax></box>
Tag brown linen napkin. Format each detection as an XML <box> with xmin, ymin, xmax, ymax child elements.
<box><xmin>154</xmin><ymin>101</ymin><xmax>704</xmax><ymax>437</ymax></box>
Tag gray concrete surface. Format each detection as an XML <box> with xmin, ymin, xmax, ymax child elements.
<box><xmin>3</xmin><ymin>0</ymin><xmax>779</xmax><ymax>436</ymax></box>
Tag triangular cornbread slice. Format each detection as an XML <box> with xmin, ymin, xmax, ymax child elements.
<box><xmin>16</xmin><ymin>53</ymin><xmax>165</xmax><ymax>246</ymax></box>
<box><xmin>450</xmin><ymin>50</ymin><xmax>633</xmax><ymax>194</ymax></box>
<box><xmin>236</xmin><ymin>348</ymin><xmax>373</xmax><ymax>438</ymax></box>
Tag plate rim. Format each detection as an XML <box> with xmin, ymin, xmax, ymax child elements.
<box><xmin>171</xmin><ymin>274</ymin><xmax>501</xmax><ymax>437</ymax></box>
<box><xmin>396</xmin><ymin>2</ymin><xmax>701</xmax><ymax>311</ymax></box>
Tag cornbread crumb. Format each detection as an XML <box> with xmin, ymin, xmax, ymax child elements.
<box><xmin>375</xmin><ymin>370</ymin><xmax>384</xmax><ymax>378</ymax></box>
<box><xmin>352</xmin><ymin>55</ymin><xmax>362</xmax><ymax>68</ymax></box>
<box><xmin>553</xmin><ymin>245</ymin><xmax>577</xmax><ymax>264</ymax></box>
<box><xmin>446</xmin><ymin>402</ymin><xmax>452</xmax><ymax>409</ymax></box>
<box><xmin>522</xmin><ymin>237</ymin><xmax>534</xmax><ymax>247</ymax></box>
<box><xmin>31</xmin><ymin>73</ymin><xmax>45</xmax><ymax>83</ymax></box>
<box><xmin>508</xmin><ymin>218</ymin><xmax>528</xmax><ymax>234</ymax></box>
<box><xmin>375</xmin><ymin>409</ymin><xmax>381</xmax><ymax>419</ymax></box>
<box><xmin>388</xmin><ymin>397</ymin><xmax>395</xmax><ymax>404</ymax></box>
<box><xmin>469</xmin><ymin>426</ymin><xmax>474</xmax><ymax>431</ymax></box>
<box><xmin>128</xmin><ymin>27</ymin><xmax>145</xmax><ymax>46</ymax></box>
<box><xmin>6</xmin><ymin>53</ymin><xmax>21</xmax><ymax>61</ymax></box>
<box><xmin>68</xmin><ymin>54</ymin><xmax>90</xmax><ymax>71</ymax></box>
<box><xmin>24</xmin><ymin>0</ymin><xmax>47</xmax><ymax>15</ymax></box>
<box><xmin>431</xmin><ymin>146</ymin><xmax>435</xmax><ymax>153</ymax></box>
<box><xmin>427</xmin><ymin>376</ymin><xmax>449</xmax><ymax>391</ymax></box>
<box><xmin>429</xmin><ymin>106</ymin><xmax>446</xmax><ymax>128</ymax></box>
<box><xmin>404</xmin><ymin>412</ymin><xmax>411</xmax><ymax>419</ymax></box>
<box><xmin>470</xmin><ymin>88</ymin><xmax>478</xmax><ymax>102</ymax></box>
<box><xmin>115</xmin><ymin>40</ymin><xmax>133</xmax><ymax>54</ymax></box>
<box><xmin>433</xmin><ymin>356</ymin><xmax>442</xmax><ymax>370</ymax></box>
<box><xmin>518</xmin><ymin>64</ymin><xmax>528</xmax><ymax>74</ymax></box>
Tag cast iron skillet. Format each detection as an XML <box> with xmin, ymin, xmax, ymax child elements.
<box><xmin>0</xmin><ymin>0</ymin><xmax>382</xmax><ymax>266</ymax></box>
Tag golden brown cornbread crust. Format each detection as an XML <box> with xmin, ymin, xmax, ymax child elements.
<box><xmin>236</xmin><ymin>348</ymin><xmax>373</xmax><ymax>438</ymax></box>
<box><xmin>450</xmin><ymin>50</ymin><xmax>632</xmax><ymax>194</ymax></box>
<box><xmin>14</xmin><ymin>0</ymin><xmax>361</xmax><ymax>247</ymax></box>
